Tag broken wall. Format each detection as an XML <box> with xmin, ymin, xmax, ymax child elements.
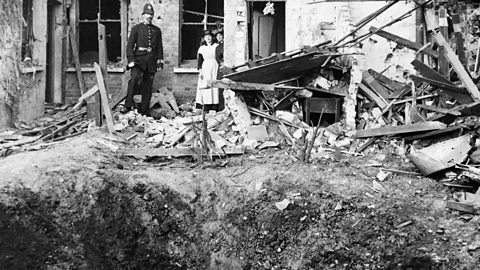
<box><xmin>224</xmin><ymin>0</ymin><xmax>417</xmax><ymax>79</ymax></box>
<box><xmin>17</xmin><ymin>0</ymin><xmax>47</xmax><ymax>123</ymax></box>
<box><xmin>0</xmin><ymin>0</ymin><xmax>46</xmax><ymax>129</ymax></box>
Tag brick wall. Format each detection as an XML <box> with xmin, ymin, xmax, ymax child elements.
<box><xmin>65</xmin><ymin>0</ymin><xmax>199</xmax><ymax>105</ymax></box>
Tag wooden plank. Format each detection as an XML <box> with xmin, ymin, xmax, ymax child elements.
<box><xmin>109</xmin><ymin>70</ymin><xmax>129</xmax><ymax>110</ymax></box>
<box><xmin>393</xmin><ymin>94</ymin><xmax>437</xmax><ymax>105</ymax></box>
<box><xmin>411</xmin><ymin>59</ymin><xmax>450</xmax><ymax>84</ymax></box>
<box><xmin>358</xmin><ymin>83</ymin><xmax>388</xmax><ymax>108</ymax></box>
<box><xmin>362</xmin><ymin>71</ymin><xmax>390</xmax><ymax>99</ymax></box>
<box><xmin>409</xmin><ymin>74</ymin><xmax>467</xmax><ymax>94</ymax></box>
<box><xmin>94</xmin><ymin>63</ymin><xmax>115</xmax><ymax>134</ymax></box>
<box><xmin>433</xmin><ymin>32</ymin><xmax>480</xmax><ymax>100</ymax></box>
<box><xmin>209</xmin><ymin>80</ymin><xmax>302</xmax><ymax>91</ymax></box>
<box><xmin>369</xmin><ymin>27</ymin><xmax>438</xmax><ymax>58</ymax></box>
<box><xmin>69</xmin><ymin>26</ymin><xmax>85</xmax><ymax>95</ymax></box>
<box><xmin>410</xmin><ymin>74</ymin><xmax>473</xmax><ymax>104</ymax></box>
<box><xmin>427</xmin><ymin>101</ymin><xmax>480</xmax><ymax>121</ymax></box>
<box><xmin>69</xmin><ymin>29</ymin><xmax>85</xmax><ymax>95</ymax></box>
<box><xmin>353</xmin><ymin>121</ymin><xmax>446</xmax><ymax>138</ymax></box>
<box><xmin>438</xmin><ymin>6</ymin><xmax>449</xmax><ymax>77</ymax></box>
<box><xmin>98</xmin><ymin>23</ymin><xmax>107</xmax><ymax>75</ymax></box>
<box><xmin>446</xmin><ymin>201</ymin><xmax>476</xmax><ymax>214</ymax></box>
<box><xmin>356</xmin><ymin>137</ymin><xmax>378</xmax><ymax>152</ymax></box>
<box><xmin>404</xmin><ymin>126</ymin><xmax>462</xmax><ymax>142</ymax></box>
<box><xmin>0</xmin><ymin>135</ymin><xmax>41</xmax><ymax>150</ymax></box>
<box><xmin>73</xmin><ymin>85</ymin><xmax>99</xmax><ymax>110</ymax></box>
<box><xmin>416</xmin><ymin>104</ymin><xmax>461</xmax><ymax>116</ymax></box>
<box><xmin>121</xmin><ymin>146</ymin><xmax>244</xmax><ymax>159</ymax></box>
<box><xmin>381</xmin><ymin>168</ymin><xmax>422</xmax><ymax>176</ymax></box>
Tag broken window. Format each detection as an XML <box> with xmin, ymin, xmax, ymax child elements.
<box><xmin>181</xmin><ymin>0</ymin><xmax>224</xmax><ymax>62</ymax></box>
<box><xmin>22</xmin><ymin>0</ymin><xmax>34</xmax><ymax>60</ymax></box>
<box><xmin>76</xmin><ymin>0</ymin><xmax>125</xmax><ymax>64</ymax></box>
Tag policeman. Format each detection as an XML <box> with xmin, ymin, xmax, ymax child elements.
<box><xmin>123</xmin><ymin>3</ymin><xmax>164</xmax><ymax>115</ymax></box>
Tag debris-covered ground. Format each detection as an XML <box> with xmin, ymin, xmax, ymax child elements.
<box><xmin>1</xmin><ymin>133</ymin><xmax>480</xmax><ymax>270</ymax></box>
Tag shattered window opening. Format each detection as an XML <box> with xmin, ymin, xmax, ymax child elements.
<box><xmin>78</xmin><ymin>0</ymin><xmax>122</xmax><ymax>64</ymax></box>
<box><xmin>181</xmin><ymin>0</ymin><xmax>224</xmax><ymax>62</ymax></box>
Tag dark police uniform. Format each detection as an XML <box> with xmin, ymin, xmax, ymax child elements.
<box><xmin>125</xmin><ymin>4</ymin><xmax>163</xmax><ymax>115</ymax></box>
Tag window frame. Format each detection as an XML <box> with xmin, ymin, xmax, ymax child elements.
<box><xmin>69</xmin><ymin>0</ymin><xmax>128</xmax><ymax>67</ymax></box>
<box><xmin>180</xmin><ymin>0</ymin><xmax>224</xmax><ymax>64</ymax></box>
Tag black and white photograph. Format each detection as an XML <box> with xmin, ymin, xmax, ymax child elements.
<box><xmin>1</xmin><ymin>0</ymin><xmax>480</xmax><ymax>269</ymax></box>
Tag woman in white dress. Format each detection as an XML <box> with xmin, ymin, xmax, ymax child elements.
<box><xmin>196</xmin><ymin>29</ymin><xmax>219</xmax><ymax>111</ymax></box>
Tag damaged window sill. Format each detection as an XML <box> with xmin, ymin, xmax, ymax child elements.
<box><xmin>20</xmin><ymin>66</ymin><xmax>45</xmax><ymax>74</ymax></box>
<box><xmin>66</xmin><ymin>67</ymin><xmax>125</xmax><ymax>73</ymax></box>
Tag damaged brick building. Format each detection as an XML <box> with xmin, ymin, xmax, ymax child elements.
<box><xmin>2</xmin><ymin>0</ymin><xmax>479</xmax><ymax>130</ymax></box>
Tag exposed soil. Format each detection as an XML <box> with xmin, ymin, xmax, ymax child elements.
<box><xmin>0</xmin><ymin>134</ymin><xmax>479</xmax><ymax>269</ymax></box>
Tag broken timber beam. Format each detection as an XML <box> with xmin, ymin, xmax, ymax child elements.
<box><xmin>358</xmin><ymin>83</ymin><xmax>388</xmax><ymax>109</ymax></box>
<box><xmin>404</xmin><ymin>126</ymin><xmax>462</xmax><ymax>142</ymax></box>
<box><xmin>446</xmin><ymin>201</ymin><xmax>476</xmax><ymax>214</ymax></box>
<box><xmin>353</xmin><ymin>121</ymin><xmax>446</xmax><ymax>138</ymax></box>
<box><xmin>428</xmin><ymin>101</ymin><xmax>480</xmax><ymax>121</ymax></box>
<box><xmin>73</xmin><ymin>85</ymin><xmax>100</xmax><ymax>110</ymax></box>
<box><xmin>411</xmin><ymin>59</ymin><xmax>450</xmax><ymax>84</ymax></box>
<box><xmin>94</xmin><ymin>63</ymin><xmax>115</xmax><ymax>134</ymax></box>
<box><xmin>362</xmin><ymin>71</ymin><xmax>390</xmax><ymax>99</ymax></box>
<box><xmin>392</xmin><ymin>94</ymin><xmax>437</xmax><ymax>105</ymax></box>
<box><xmin>369</xmin><ymin>26</ymin><xmax>438</xmax><ymax>58</ymax></box>
<box><xmin>410</xmin><ymin>74</ymin><xmax>473</xmax><ymax>104</ymax></box>
<box><xmin>416</xmin><ymin>104</ymin><xmax>461</xmax><ymax>116</ymax></box>
<box><xmin>433</xmin><ymin>32</ymin><xmax>480</xmax><ymax>100</ymax></box>
<box><xmin>121</xmin><ymin>147</ymin><xmax>244</xmax><ymax>159</ymax></box>
<box><xmin>69</xmin><ymin>29</ymin><xmax>86</xmax><ymax>95</ymax></box>
<box><xmin>209</xmin><ymin>80</ymin><xmax>302</xmax><ymax>91</ymax></box>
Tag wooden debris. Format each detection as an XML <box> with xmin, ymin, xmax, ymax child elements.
<box><xmin>358</xmin><ymin>83</ymin><xmax>388</xmax><ymax>109</ymax></box>
<box><xmin>395</xmin><ymin>220</ymin><xmax>413</xmax><ymax>229</ymax></box>
<box><xmin>410</xmin><ymin>134</ymin><xmax>472</xmax><ymax>176</ymax></box>
<box><xmin>369</xmin><ymin>26</ymin><xmax>438</xmax><ymax>58</ymax></box>
<box><xmin>404</xmin><ymin>126</ymin><xmax>462</xmax><ymax>142</ymax></box>
<box><xmin>0</xmin><ymin>135</ymin><xmax>42</xmax><ymax>150</ymax></box>
<box><xmin>248</xmin><ymin>107</ymin><xmax>302</xmax><ymax>129</ymax></box>
<box><xmin>410</xmin><ymin>74</ymin><xmax>472</xmax><ymax>104</ymax></box>
<box><xmin>94</xmin><ymin>62</ymin><xmax>116</xmax><ymax>134</ymax></box>
<box><xmin>380</xmin><ymin>168</ymin><xmax>421</xmax><ymax>176</ymax></box>
<box><xmin>166</xmin><ymin>126</ymin><xmax>192</xmax><ymax>147</ymax></box>
<box><xmin>446</xmin><ymin>201</ymin><xmax>476</xmax><ymax>214</ymax></box>
<box><xmin>416</xmin><ymin>104</ymin><xmax>461</xmax><ymax>116</ymax></box>
<box><xmin>73</xmin><ymin>85</ymin><xmax>100</xmax><ymax>110</ymax></box>
<box><xmin>121</xmin><ymin>146</ymin><xmax>244</xmax><ymax>159</ymax></box>
<box><xmin>353</xmin><ymin>121</ymin><xmax>446</xmax><ymax>138</ymax></box>
<box><xmin>433</xmin><ymin>32</ymin><xmax>480</xmax><ymax>100</ymax></box>
<box><xmin>209</xmin><ymin>80</ymin><xmax>302</xmax><ymax>91</ymax></box>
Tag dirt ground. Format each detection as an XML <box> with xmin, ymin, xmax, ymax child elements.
<box><xmin>0</xmin><ymin>132</ymin><xmax>479</xmax><ymax>270</ymax></box>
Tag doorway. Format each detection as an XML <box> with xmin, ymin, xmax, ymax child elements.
<box><xmin>248</xmin><ymin>1</ymin><xmax>285</xmax><ymax>59</ymax></box>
